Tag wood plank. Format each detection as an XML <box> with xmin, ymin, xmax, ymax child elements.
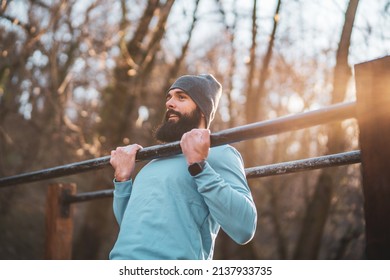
<box><xmin>355</xmin><ymin>56</ymin><xmax>390</xmax><ymax>259</ymax></box>
<box><xmin>45</xmin><ymin>183</ymin><xmax>76</xmax><ymax>260</ymax></box>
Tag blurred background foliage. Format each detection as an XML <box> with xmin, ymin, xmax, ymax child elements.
<box><xmin>0</xmin><ymin>0</ymin><xmax>389</xmax><ymax>259</ymax></box>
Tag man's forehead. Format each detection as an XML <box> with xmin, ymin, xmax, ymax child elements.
<box><xmin>167</xmin><ymin>88</ymin><xmax>188</xmax><ymax>95</ymax></box>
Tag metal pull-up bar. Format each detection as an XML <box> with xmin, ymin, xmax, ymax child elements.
<box><xmin>0</xmin><ymin>101</ymin><xmax>356</xmax><ymax>188</ymax></box>
<box><xmin>62</xmin><ymin>150</ymin><xmax>362</xmax><ymax>204</ymax></box>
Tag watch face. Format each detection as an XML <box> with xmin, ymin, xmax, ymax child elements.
<box><xmin>188</xmin><ymin>162</ymin><xmax>204</xmax><ymax>176</ymax></box>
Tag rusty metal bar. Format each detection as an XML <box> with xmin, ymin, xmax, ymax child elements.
<box><xmin>64</xmin><ymin>189</ymin><xmax>114</xmax><ymax>204</ymax></box>
<box><xmin>245</xmin><ymin>150</ymin><xmax>361</xmax><ymax>179</ymax></box>
<box><xmin>0</xmin><ymin>101</ymin><xmax>356</xmax><ymax>187</ymax></box>
<box><xmin>64</xmin><ymin>150</ymin><xmax>361</xmax><ymax>204</ymax></box>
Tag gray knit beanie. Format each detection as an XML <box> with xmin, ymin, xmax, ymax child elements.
<box><xmin>168</xmin><ymin>74</ymin><xmax>222</xmax><ymax>128</ymax></box>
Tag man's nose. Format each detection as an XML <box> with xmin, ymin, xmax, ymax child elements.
<box><xmin>166</xmin><ymin>97</ymin><xmax>176</xmax><ymax>109</ymax></box>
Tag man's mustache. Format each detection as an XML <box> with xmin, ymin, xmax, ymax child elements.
<box><xmin>165</xmin><ymin>109</ymin><xmax>182</xmax><ymax>121</ymax></box>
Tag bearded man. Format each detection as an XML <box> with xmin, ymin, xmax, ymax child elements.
<box><xmin>109</xmin><ymin>74</ymin><xmax>257</xmax><ymax>260</ymax></box>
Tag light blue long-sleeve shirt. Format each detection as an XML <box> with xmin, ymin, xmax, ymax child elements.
<box><xmin>109</xmin><ymin>145</ymin><xmax>257</xmax><ymax>260</ymax></box>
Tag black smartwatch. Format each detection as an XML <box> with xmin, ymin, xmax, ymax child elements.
<box><xmin>188</xmin><ymin>160</ymin><xmax>206</xmax><ymax>176</ymax></box>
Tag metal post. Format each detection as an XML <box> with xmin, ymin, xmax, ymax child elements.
<box><xmin>355</xmin><ymin>56</ymin><xmax>390</xmax><ymax>259</ymax></box>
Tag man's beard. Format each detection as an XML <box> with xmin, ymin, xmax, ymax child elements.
<box><xmin>154</xmin><ymin>107</ymin><xmax>202</xmax><ymax>143</ymax></box>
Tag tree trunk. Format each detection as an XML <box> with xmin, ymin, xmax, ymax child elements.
<box><xmin>293</xmin><ymin>0</ymin><xmax>360</xmax><ymax>260</ymax></box>
<box><xmin>244</xmin><ymin>0</ymin><xmax>281</xmax><ymax>167</ymax></box>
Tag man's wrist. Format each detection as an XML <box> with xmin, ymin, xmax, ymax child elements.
<box><xmin>114</xmin><ymin>172</ymin><xmax>131</xmax><ymax>182</ymax></box>
<box><xmin>188</xmin><ymin>160</ymin><xmax>206</xmax><ymax>176</ymax></box>
<box><xmin>114</xmin><ymin>177</ymin><xmax>129</xmax><ymax>182</ymax></box>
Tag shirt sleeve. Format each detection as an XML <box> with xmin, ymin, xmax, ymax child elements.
<box><xmin>112</xmin><ymin>179</ymin><xmax>133</xmax><ymax>226</ymax></box>
<box><xmin>194</xmin><ymin>145</ymin><xmax>257</xmax><ymax>244</ymax></box>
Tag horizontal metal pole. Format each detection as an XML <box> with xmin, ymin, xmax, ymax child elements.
<box><xmin>0</xmin><ymin>101</ymin><xmax>356</xmax><ymax>187</ymax></box>
<box><xmin>0</xmin><ymin>156</ymin><xmax>112</xmax><ymax>188</ymax></box>
<box><xmin>64</xmin><ymin>189</ymin><xmax>114</xmax><ymax>204</ymax></box>
<box><xmin>211</xmin><ymin>101</ymin><xmax>356</xmax><ymax>147</ymax></box>
<box><xmin>65</xmin><ymin>150</ymin><xmax>361</xmax><ymax>204</ymax></box>
<box><xmin>245</xmin><ymin>150</ymin><xmax>361</xmax><ymax>179</ymax></box>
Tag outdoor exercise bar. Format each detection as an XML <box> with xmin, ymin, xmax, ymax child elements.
<box><xmin>0</xmin><ymin>101</ymin><xmax>356</xmax><ymax>187</ymax></box>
